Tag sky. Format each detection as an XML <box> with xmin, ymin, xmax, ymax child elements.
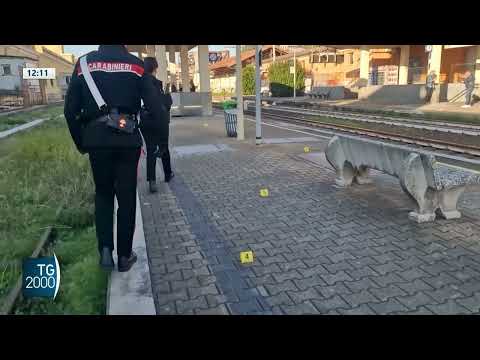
<box><xmin>64</xmin><ymin>45</ymin><xmax>235</xmax><ymax>59</ymax></box>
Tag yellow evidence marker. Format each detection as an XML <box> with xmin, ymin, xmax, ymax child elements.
<box><xmin>203</xmin><ymin>123</ymin><xmax>209</xmax><ymax>127</ymax></box>
<box><xmin>259</xmin><ymin>188</ymin><xmax>269</xmax><ymax>197</ymax></box>
<box><xmin>240</xmin><ymin>251</ymin><xmax>254</xmax><ymax>264</ymax></box>
<box><xmin>304</xmin><ymin>146</ymin><xmax>310</xmax><ymax>153</ymax></box>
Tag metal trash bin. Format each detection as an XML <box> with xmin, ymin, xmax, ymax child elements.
<box><xmin>224</xmin><ymin>109</ymin><xmax>238</xmax><ymax>137</ymax></box>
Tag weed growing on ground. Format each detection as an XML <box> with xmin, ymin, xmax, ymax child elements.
<box><xmin>1</xmin><ymin>114</ymin><xmax>106</xmax><ymax>314</ymax></box>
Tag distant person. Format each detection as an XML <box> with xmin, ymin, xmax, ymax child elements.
<box><xmin>425</xmin><ymin>70</ymin><xmax>436</xmax><ymax>103</ymax></box>
<box><xmin>462</xmin><ymin>70</ymin><xmax>475</xmax><ymax>108</ymax></box>
<box><xmin>190</xmin><ymin>80</ymin><xmax>196</xmax><ymax>92</ymax></box>
<box><xmin>171</xmin><ymin>83</ymin><xmax>177</xmax><ymax>93</ymax></box>
<box><xmin>140</xmin><ymin>57</ymin><xmax>174</xmax><ymax>193</ymax></box>
<box><xmin>179</xmin><ymin>85</ymin><xmax>183</xmax><ymax>92</ymax></box>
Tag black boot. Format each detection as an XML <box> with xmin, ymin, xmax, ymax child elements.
<box><xmin>149</xmin><ymin>180</ymin><xmax>157</xmax><ymax>193</ymax></box>
<box><xmin>99</xmin><ymin>247</ymin><xmax>114</xmax><ymax>271</ymax></box>
<box><xmin>165</xmin><ymin>172</ymin><xmax>175</xmax><ymax>183</ymax></box>
<box><xmin>118</xmin><ymin>251</ymin><xmax>138</xmax><ymax>272</ymax></box>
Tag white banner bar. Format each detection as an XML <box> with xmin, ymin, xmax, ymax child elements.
<box><xmin>23</xmin><ymin>68</ymin><xmax>56</xmax><ymax>80</ymax></box>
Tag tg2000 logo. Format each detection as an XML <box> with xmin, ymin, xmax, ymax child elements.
<box><xmin>22</xmin><ymin>254</ymin><xmax>61</xmax><ymax>299</ymax></box>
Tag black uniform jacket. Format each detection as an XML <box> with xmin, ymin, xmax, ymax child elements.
<box><xmin>140</xmin><ymin>73</ymin><xmax>173</xmax><ymax>147</ymax></box>
<box><xmin>64</xmin><ymin>45</ymin><xmax>165</xmax><ymax>152</ymax></box>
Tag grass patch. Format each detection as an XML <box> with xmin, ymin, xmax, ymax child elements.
<box><xmin>1</xmin><ymin>114</ymin><xmax>107</xmax><ymax>314</ymax></box>
<box><xmin>13</xmin><ymin>227</ymin><xmax>108</xmax><ymax>315</ymax></box>
<box><xmin>0</xmin><ymin>105</ymin><xmax>64</xmax><ymax>132</ymax></box>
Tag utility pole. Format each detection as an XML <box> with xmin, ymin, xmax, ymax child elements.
<box><xmin>293</xmin><ymin>48</ymin><xmax>296</xmax><ymax>101</ymax></box>
<box><xmin>235</xmin><ymin>45</ymin><xmax>245</xmax><ymax>140</ymax></box>
<box><xmin>255</xmin><ymin>45</ymin><xmax>262</xmax><ymax>145</ymax></box>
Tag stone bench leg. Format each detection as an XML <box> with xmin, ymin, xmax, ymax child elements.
<box><xmin>401</xmin><ymin>153</ymin><xmax>438</xmax><ymax>223</ymax></box>
<box><xmin>438</xmin><ymin>186</ymin><xmax>465</xmax><ymax>220</ymax></box>
<box><xmin>326</xmin><ymin>136</ymin><xmax>373</xmax><ymax>187</ymax></box>
<box><xmin>355</xmin><ymin>165</ymin><xmax>373</xmax><ymax>185</ymax></box>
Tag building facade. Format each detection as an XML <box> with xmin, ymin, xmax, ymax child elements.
<box><xmin>0</xmin><ymin>45</ymin><xmax>43</xmax><ymax>106</ymax></box>
<box><xmin>209</xmin><ymin>45</ymin><xmax>288</xmax><ymax>94</ymax></box>
<box><xmin>33</xmin><ymin>45</ymin><xmax>75</xmax><ymax>102</ymax></box>
<box><xmin>327</xmin><ymin>45</ymin><xmax>480</xmax><ymax>104</ymax></box>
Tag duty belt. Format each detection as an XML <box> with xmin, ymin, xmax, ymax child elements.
<box><xmin>95</xmin><ymin>111</ymin><xmax>138</xmax><ymax>134</ymax></box>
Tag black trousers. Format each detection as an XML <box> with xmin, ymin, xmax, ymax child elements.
<box><xmin>146</xmin><ymin>145</ymin><xmax>172</xmax><ymax>181</ymax></box>
<box><xmin>425</xmin><ymin>87</ymin><xmax>434</xmax><ymax>103</ymax></box>
<box><xmin>465</xmin><ymin>88</ymin><xmax>473</xmax><ymax>105</ymax></box>
<box><xmin>88</xmin><ymin>148</ymin><xmax>141</xmax><ymax>258</ymax></box>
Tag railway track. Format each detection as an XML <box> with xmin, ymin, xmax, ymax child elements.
<box><xmin>265</xmin><ymin>105</ymin><xmax>480</xmax><ymax>136</ymax></box>
<box><xmin>241</xmin><ymin>107</ymin><xmax>480</xmax><ymax>158</ymax></box>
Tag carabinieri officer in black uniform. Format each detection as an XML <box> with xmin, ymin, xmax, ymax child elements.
<box><xmin>64</xmin><ymin>45</ymin><xmax>166</xmax><ymax>272</ymax></box>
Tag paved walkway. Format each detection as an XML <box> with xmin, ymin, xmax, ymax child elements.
<box><xmin>138</xmin><ymin>113</ymin><xmax>480</xmax><ymax>315</ymax></box>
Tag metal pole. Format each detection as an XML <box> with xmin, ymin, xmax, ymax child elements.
<box><xmin>235</xmin><ymin>45</ymin><xmax>245</xmax><ymax>140</ymax></box>
<box><xmin>255</xmin><ymin>45</ymin><xmax>262</xmax><ymax>145</ymax></box>
<box><xmin>293</xmin><ymin>48</ymin><xmax>296</xmax><ymax>101</ymax></box>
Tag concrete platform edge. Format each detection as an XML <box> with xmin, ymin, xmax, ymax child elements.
<box><xmin>107</xmin><ymin>192</ymin><xmax>156</xmax><ymax>315</ymax></box>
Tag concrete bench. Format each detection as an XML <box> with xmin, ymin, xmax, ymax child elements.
<box><xmin>325</xmin><ymin>135</ymin><xmax>480</xmax><ymax>223</ymax></box>
<box><xmin>308</xmin><ymin>88</ymin><xmax>330</xmax><ymax>100</ymax></box>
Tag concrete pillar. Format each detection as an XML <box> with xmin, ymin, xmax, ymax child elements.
<box><xmin>235</xmin><ymin>45</ymin><xmax>245</xmax><ymax>140</ymax></box>
<box><xmin>168</xmin><ymin>47</ymin><xmax>176</xmax><ymax>63</ymax></box>
<box><xmin>198</xmin><ymin>45</ymin><xmax>210</xmax><ymax>92</ymax></box>
<box><xmin>180</xmin><ymin>45</ymin><xmax>190</xmax><ymax>92</ymax></box>
<box><xmin>197</xmin><ymin>45</ymin><xmax>212</xmax><ymax>116</ymax></box>
<box><xmin>475</xmin><ymin>45</ymin><xmax>480</xmax><ymax>85</ymax></box>
<box><xmin>359</xmin><ymin>46</ymin><xmax>370</xmax><ymax>87</ymax></box>
<box><xmin>255</xmin><ymin>45</ymin><xmax>262</xmax><ymax>145</ymax></box>
<box><xmin>428</xmin><ymin>45</ymin><xmax>443</xmax><ymax>103</ymax></box>
<box><xmin>146</xmin><ymin>45</ymin><xmax>155</xmax><ymax>57</ymax></box>
<box><xmin>398</xmin><ymin>45</ymin><xmax>410</xmax><ymax>85</ymax></box>
<box><xmin>155</xmin><ymin>45</ymin><xmax>168</xmax><ymax>89</ymax></box>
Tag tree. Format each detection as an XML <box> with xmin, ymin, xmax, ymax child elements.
<box><xmin>268</xmin><ymin>61</ymin><xmax>305</xmax><ymax>97</ymax></box>
<box><xmin>242</xmin><ymin>64</ymin><xmax>255</xmax><ymax>96</ymax></box>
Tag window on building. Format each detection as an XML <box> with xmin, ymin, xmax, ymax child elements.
<box><xmin>336</xmin><ymin>55</ymin><xmax>344</xmax><ymax>64</ymax></box>
<box><xmin>349</xmin><ymin>53</ymin><xmax>354</xmax><ymax>64</ymax></box>
<box><xmin>2</xmin><ymin>64</ymin><xmax>11</xmax><ymax>75</ymax></box>
<box><xmin>311</xmin><ymin>54</ymin><xmax>320</xmax><ymax>63</ymax></box>
<box><xmin>320</xmin><ymin>55</ymin><xmax>328</xmax><ymax>63</ymax></box>
<box><xmin>327</xmin><ymin>55</ymin><xmax>335</xmax><ymax>63</ymax></box>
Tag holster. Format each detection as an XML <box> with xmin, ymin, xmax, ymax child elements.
<box><xmin>96</xmin><ymin>110</ymin><xmax>137</xmax><ymax>134</ymax></box>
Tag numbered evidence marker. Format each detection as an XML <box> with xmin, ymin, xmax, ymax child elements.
<box><xmin>304</xmin><ymin>146</ymin><xmax>310</xmax><ymax>153</ymax></box>
<box><xmin>259</xmin><ymin>188</ymin><xmax>269</xmax><ymax>197</ymax></box>
<box><xmin>240</xmin><ymin>251</ymin><xmax>254</xmax><ymax>264</ymax></box>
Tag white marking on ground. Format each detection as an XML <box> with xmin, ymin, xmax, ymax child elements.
<box><xmin>261</xmin><ymin>137</ymin><xmax>322</xmax><ymax>144</ymax></box>
<box><xmin>173</xmin><ymin>143</ymin><xmax>233</xmax><ymax>156</ymax></box>
<box><xmin>0</xmin><ymin>118</ymin><xmax>46</xmax><ymax>139</ymax></box>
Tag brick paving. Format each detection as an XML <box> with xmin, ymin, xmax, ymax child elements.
<box><xmin>138</xmin><ymin>115</ymin><xmax>480</xmax><ymax>315</ymax></box>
